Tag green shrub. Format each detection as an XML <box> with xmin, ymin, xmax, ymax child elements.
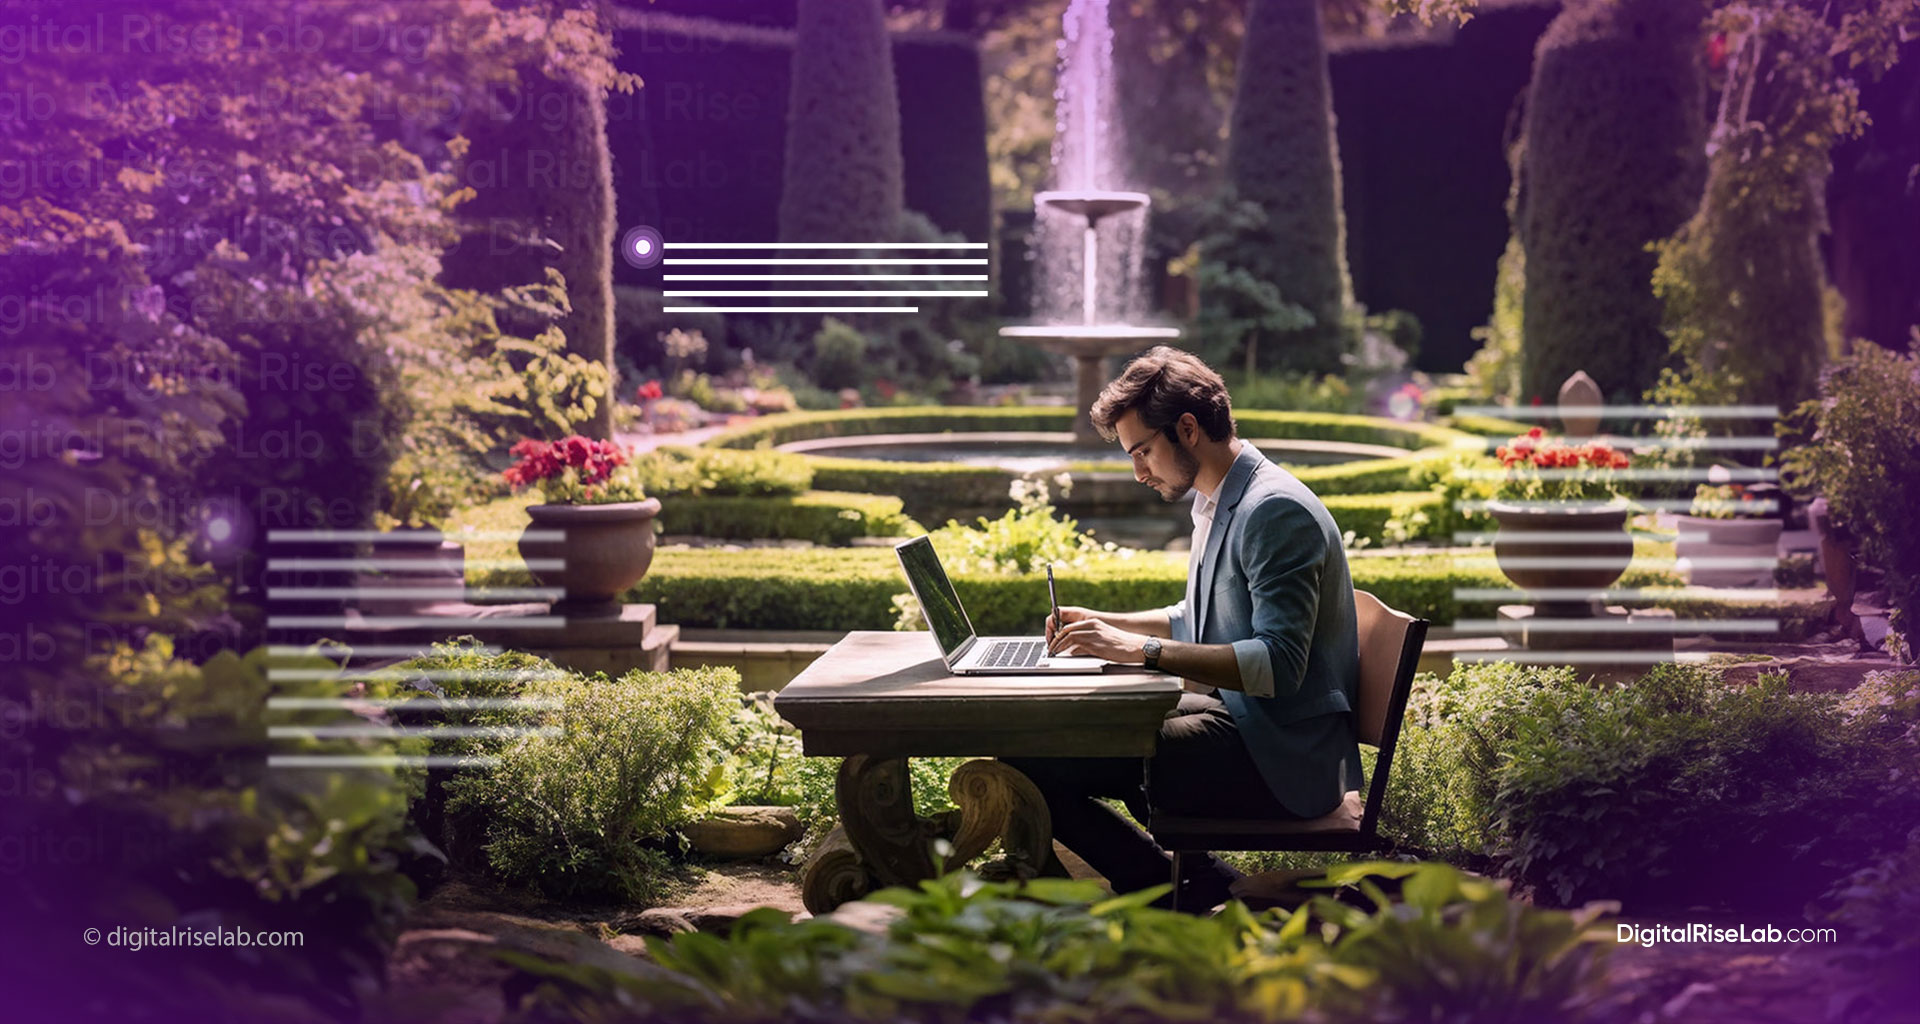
<box><xmin>715</xmin><ymin>693</ymin><xmax>807</xmax><ymax>809</ymax></box>
<box><xmin>659</xmin><ymin>491</ymin><xmax>919</xmax><ymax>545</ymax></box>
<box><xmin>1218</xmin><ymin>370</ymin><xmax>1360</xmax><ymax>414</ymax></box>
<box><xmin>1778</xmin><ymin>343</ymin><xmax>1920</xmax><ymax>659</ymax></box>
<box><xmin>445</xmin><ymin>665</ymin><xmax>741</xmax><ymax>903</ymax></box>
<box><xmin>780</xmin><ymin>0</ymin><xmax>902</xmax><ymax>242</ymax></box>
<box><xmin>1216</xmin><ymin>0</ymin><xmax>1353</xmax><ymax>375</ymax></box>
<box><xmin>809</xmin><ymin>317</ymin><xmax>869</xmax><ymax>390</ymax></box>
<box><xmin>632</xmin><ymin>446</ymin><xmax>815</xmax><ymax>498</ymax></box>
<box><xmin>1517</xmin><ymin>0</ymin><xmax>1707</xmax><ymax>404</ymax></box>
<box><xmin>1467</xmin><ymin>663</ymin><xmax>1920</xmax><ymax>912</ymax></box>
<box><xmin>1321</xmin><ymin>491</ymin><xmax>1450</xmax><ymax>546</ymax></box>
<box><xmin>507</xmin><ymin>863</ymin><xmax>1620</xmax><ymax>1024</ymax></box>
<box><xmin>612</xmin><ymin>286</ymin><xmax>727</xmax><ymax>374</ymax></box>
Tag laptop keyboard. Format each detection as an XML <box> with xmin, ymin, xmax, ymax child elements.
<box><xmin>981</xmin><ymin>640</ymin><xmax>1045</xmax><ymax>669</ymax></box>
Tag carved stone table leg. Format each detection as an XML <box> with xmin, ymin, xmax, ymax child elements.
<box><xmin>801</xmin><ymin>755</ymin><xmax>934</xmax><ymax>913</ymax></box>
<box><xmin>946</xmin><ymin>759</ymin><xmax>1064</xmax><ymax>880</ymax></box>
<box><xmin>799</xmin><ymin>756</ymin><xmax>1068</xmax><ymax>915</ymax></box>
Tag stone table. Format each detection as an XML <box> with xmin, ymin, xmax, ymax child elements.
<box><xmin>773</xmin><ymin>631</ymin><xmax>1180</xmax><ymax>912</ymax></box>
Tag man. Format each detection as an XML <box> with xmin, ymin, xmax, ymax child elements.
<box><xmin>1004</xmin><ymin>346</ymin><xmax>1363</xmax><ymax>911</ymax></box>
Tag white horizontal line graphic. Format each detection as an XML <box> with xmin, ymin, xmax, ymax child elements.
<box><xmin>664</xmin><ymin>274</ymin><xmax>988</xmax><ymax>281</ymax></box>
<box><xmin>268</xmin><ymin>697</ymin><xmax>561</xmax><ymax>709</ymax></box>
<box><xmin>1454</xmin><ymin>619</ymin><xmax>1779</xmax><ymax>633</ymax></box>
<box><xmin>266</xmin><ymin>587</ymin><xmax>561</xmax><ymax>601</ymax></box>
<box><xmin>1449</xmin><ymin>531</ymin><xmax>1677</xmax><ymax>543</ymax></box>
<box><xmin>1451</xmin><ymin>405</ymin><xmax>1780</xmax><ymax>418</ymax></box>
<box><xmin>1455</xmin><ymin>500</ymin><xmax>1778</xmax><ymax>513</ymax></box>
<box><xmin>266</xmin><ymin>616</ymin><xmax>567</xmax><ymax>629</ymax></box>
<box><xmin>267</xmin><ymin>669</ymin><xmax>569</xmax><ymax>683</ymax></box>
<box><xmin>1453</xmin><ymin>468</ymin><xmax>1779</xmax><ymax>482</ymax></box>
<box><xmin>1451</xmin><ymin>557</ymin><xmax>1779</xmax><ymax>568</ymax></box>
<box><xmin>664</xmin><ymin>258</ymin><xmax>987</xmax><ymax>265</ymax></box>
<box><xmin>270</xmin><ymin>725</ymin><xmax>559</xmax><ymax>739</ymax></box>
<box><xmin>665</xmin><ymin>306</ymin><xmax>920</xmax><ymax>313</ymax></box>
<box><xmin>662</xmin><ymin>290</ymin><xmax>987</xmax><ymax>297</ymax></box>
<box><xmin>267</xmin><ymin>645</ymin><xmax>503</xmax><ymax>659</ymax></box>
<box><xmin>1455</xmin><ymin>651</ymin><xmax>1719</xmax><ymax>664</ymax></box>
<box><xmin>268</xmin><ymin>559</ymin><xmax>558</xmax><ymax>570</ymax></box>
<box><xmin>267</xmin><ymin>530</ymin><xmax>558</xmax><ymax>542</ymax></box>
<box><xmin>663</xmin><ymin>242</ymin><xmax>987</xmax><ymax>249</ymax></box>
<box><xmin>1451</xmin><ymin>588</ymin><xmax>1783</xmax><ymax>601</ymax></box>
<box><xmin>269</xmin><ymin>755</ymin><xmax>500</xmax><ymax>769</ymax></box>
<box><xmin>1457</xmin><ymin>437</ymin><xmax>1779</xmax><ymax>451</ymax></box>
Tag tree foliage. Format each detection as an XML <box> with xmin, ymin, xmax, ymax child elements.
<box><xmin>781</xmin><ymin>0</ymin><xmax>906</xmax><ymax>242</ymax></box>
<box><xmin>1517</xmin><ymin>0</ymin><xmax>1709</xmax><ymax>405</ymax></box>
<box><xmin>1213</xmin><ymin>0</ymin><xmax>1356</xmax><ymax>376</ymax></box>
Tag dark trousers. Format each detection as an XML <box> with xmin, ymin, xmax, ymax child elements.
<box><xmin>1003</xmin><ymin>692</ymin><xmax>1298</xmax><ymax>902</ymax></box>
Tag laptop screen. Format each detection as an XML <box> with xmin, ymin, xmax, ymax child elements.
<box><xmin>895</xmin><ymin>537</ymin><xmax>975</xmax><ymax>657</ymax></box>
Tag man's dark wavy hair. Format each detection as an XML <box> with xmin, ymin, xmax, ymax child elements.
<box><xmin>1088</xmin><ymin>346</ymin><xmax>1236</xmax><ymax>444</ymax></box>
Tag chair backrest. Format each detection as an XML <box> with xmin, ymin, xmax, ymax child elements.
<box><xmin>1352</xmin><ymin>590</ymin><xmax>1429</xmax><ymax>835</ymax></box>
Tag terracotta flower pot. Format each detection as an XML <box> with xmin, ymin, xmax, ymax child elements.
<box><xmin>1488</xmin><ymin>500</ymin><xmax>1633</xmax><ymax>618</ymax></box>
<box><xmin>518</xmin><ymin>499</ymin><xmax>662</xmax><ymax>618</ymax></box>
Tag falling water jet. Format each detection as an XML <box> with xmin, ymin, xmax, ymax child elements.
<box><xmin>1001</xmin><ymin>0</ymin><xmax>1180</xmax><ymax>447</ymax></box>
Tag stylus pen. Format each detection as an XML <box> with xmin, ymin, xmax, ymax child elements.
<box><xmin>1046</xmin><ymin>563</ymin><xmax>1061</xmax><ymax>655</ymax></box>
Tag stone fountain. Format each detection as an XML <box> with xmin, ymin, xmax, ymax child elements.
<box><xmin>1001</xmin><ymin>0</ymin><xmax>1179</xmax><ymax>447</ymax></box>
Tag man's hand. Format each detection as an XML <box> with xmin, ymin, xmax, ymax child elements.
<box><xmin>1048</xmin><ymin>617</ymin><xmax>1148</xmax><ymax>664</ymax></box>
<box><xmin>1045</xmin><ymin>605</ymin><xmax>1098</xmax><ymax>652</ymax></box>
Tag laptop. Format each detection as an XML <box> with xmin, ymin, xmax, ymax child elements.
<box><xmin>894</xmin><ymin>535</ymin><xmax>1110</xmax><ymax>675</ymax></box>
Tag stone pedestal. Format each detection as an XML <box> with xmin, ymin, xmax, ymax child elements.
<box><xmin>463</xmin><ymin>603</ymin><xmax>678</xmax><ymax>677</ymax></box>
<box><xmin>1495</xmin><ymin>604</ymin><xmax>1676</xmax><ymax>681</ymax></box>
<box><xmin>335</xmin><ymin>602</ymin><xmax>677</xmax><ymax>676</ymax></box>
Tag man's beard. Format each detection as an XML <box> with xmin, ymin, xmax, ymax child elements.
<box><xmin>1154</xmin><ymin>441</ymin><xmax>1201</xmax><ymax>502</ymax></box>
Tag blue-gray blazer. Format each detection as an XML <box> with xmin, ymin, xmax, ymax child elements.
<box><xmin>1162</xmin><ymin>443</ymin><xmax>1364</xmax><ymax>818</ymax></box>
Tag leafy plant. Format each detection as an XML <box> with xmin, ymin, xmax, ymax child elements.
<box><xmin>631</xmin><ymin>446</ymin><xmax>814</xmax><ymax>499</ymax></box>
<box><xmin>715</xmin><ymin>693</ymin><xmax>807</xmax><ymax>808</ymax></box>
<box><xmin>1777</xmin><ymin>341</ymin><xmax>1920</xmax><ymax>659</ymax></box>
<box><xmin>892</xmin><ymin>474</ymin><xmax>1137</xmax><ymax>630</ymax></box>
<box><xmin>445</xmin><ymin>665</ymin><xmax>741</xmax><ymax>903</ymax></box>
<box><xmin>501</xmin><ymin>863</ymin><xmax>1621</xmax><ymax>1024</ymax></box>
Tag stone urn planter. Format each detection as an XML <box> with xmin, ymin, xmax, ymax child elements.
<box><xmin>1488</xmin><ymin>501</ymin><xmax>1634</xmax><ymax>617</ymax></box>
<box><xmin>518</xmin><ymin>498</ymin><xmax>662</xmax><ymax>618</ymax></box>
<box><xmin>1672</xmin><ymin>514</ymin><xmax>1783</xmax><ymax>587</ymax></box>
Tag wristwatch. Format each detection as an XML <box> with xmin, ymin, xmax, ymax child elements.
<box><xmin>1142</xmin><ymin>637</ymin><xmax>1162</xmax><ymax>671</ymax></box>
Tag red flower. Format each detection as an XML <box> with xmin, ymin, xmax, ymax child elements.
<box><xmin>637</xmin><ymin>380</ymin><xmax>663</xmax><ymax>402</ymax></box>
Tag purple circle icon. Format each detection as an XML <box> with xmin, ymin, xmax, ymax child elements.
<box><xmin>621</xmin><ymin>226</ymin><xmax>664</xmax><ymax>270</ymax></box>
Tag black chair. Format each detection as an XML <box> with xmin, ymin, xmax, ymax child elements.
<box><xmin>1148</xmin><ymin>590</ymin><xmax>1430</xmax><ymax>912</ymax></box>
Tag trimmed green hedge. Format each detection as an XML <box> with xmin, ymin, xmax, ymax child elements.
<box><xmin>1444</xmin><ymin>413</ymin><xmax>1539</xmax><ymax>439</ymax></box>
<box><xmin>1322</xmin><ymin>491</ymin><xmax>1449</xmax><ymax>543</ymax></box>
<box><xmin>617</xmin><ymin>547</ymin><xmax>1695</xmax><ymax>632</ymax></box>
<box><xmin>706</xmin><ymin>406</ymin><xmax>1475</xmax><ymax>452</ymax></box>
<box><xmin>806</xmin><ymin>455</ymin><xmax>1018</xmax><ymax>514</ymax></box>
<box><xmin>656</xmin><ymin>491</ymin><xmax>920</xmax><ymax>545</ymax></box>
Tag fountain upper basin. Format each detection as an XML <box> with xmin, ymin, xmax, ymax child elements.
<box><xmin>1035</xmin><ymin>189</ymin><xmax>1151</xmax><ymax>222</ymax></box>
